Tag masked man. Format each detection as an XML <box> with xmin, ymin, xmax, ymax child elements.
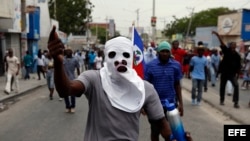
<box><xmin>47</xmin><ymin>26</ymin><xmax>173</xmax><ymax>141</ymax></box>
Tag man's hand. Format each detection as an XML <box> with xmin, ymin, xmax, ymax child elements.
<box><xmin>140</xmin><ymin>108</ymin><xmax>147</xmax><ymax>116</ymax></box>
<box><xmin>172</xmin><ymin>132</ymin><xmax>193</xmax><ymax>141</ymax></box>
<box><xmin>178</xmin><ymin>104</ymin><xmax>184</xmax><ymax>117</ymax></box>
<box><xmin>185</xmin><ymin>132</ymin><xmax>193</xmax><ymax>141</ymax></box>
<box><xmin>47</xmin><ymin>26</ymin><xmax>64</xmax><ymax>62</ymax></box>
<box><xmin>211</xmin><ymin>31</ymin><xmax>218</xmax><ymax>36</ymax></box>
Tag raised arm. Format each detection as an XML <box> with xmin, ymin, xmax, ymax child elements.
<box><xmin>47</xmin><ymin>26</ymin><xmax>84</xmax><ymax>98</ymax></box>
<box><xmin>212</xmin><ymin>31</ymin><xmax>226</xmax><ymax>47</ymax></box>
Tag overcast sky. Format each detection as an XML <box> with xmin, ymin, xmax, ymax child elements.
<box><xmin>90</xmin><ymin>0</ymin><xmax>250</xmax><ymax>36</ymax></box>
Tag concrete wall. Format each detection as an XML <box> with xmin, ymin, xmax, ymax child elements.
<box><xmin>38</xmin><ymin>37</ymin><xmax>49</xmax><ymax>51</ymax></box>
<box><xmin>5</xmin><ymin>33</ymin><xmax>21</xmax><ymax>60</ymax></box>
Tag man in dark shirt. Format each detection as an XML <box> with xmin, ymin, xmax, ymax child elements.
<box><xmin>212</xmin><ymin>31</ymin><xmax>241</xmax><ymax>108</ymax></box>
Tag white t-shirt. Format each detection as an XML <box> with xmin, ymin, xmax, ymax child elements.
<box><xmin>75</xmin><ymin>71</ymin><xmax>164</xmax><ymax>141</ymax></box>
<box><xmin>35</xmin><ymin>55</ymin><xmax>45</xmax><ymax>66</ymax></box>
<box><xmin>6</xmin><ymin>56</ymin><xmax>20</xmax><ymax>75</ymax></box>
<box><xmin>94</xmin><ymin>56</ymin><xmax>103</xmax><ymax>70</ymax></box>
<box><xmin>244</xmin><ymin>53</ymin><xmax>250</xmax><ymax>70</ymax></box>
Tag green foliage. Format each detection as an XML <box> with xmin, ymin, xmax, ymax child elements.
<box><xmin>48</xmin><ymin>0</ymin><xmax>94</xmax><ymax>35</ymax></box>
<box><xmin>163</xmin><ymin>7</ymin><xmax>237</xmax><ymax>38</ymax></box>
<box><xmin>90</xmin><ymin>26</ymin><xmax>107</xmax><ymax>44</ymax></box>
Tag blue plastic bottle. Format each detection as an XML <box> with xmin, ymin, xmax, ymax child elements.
<box><xmin>165</xmin><ymin>100</ymin><xmax>187</xmax><ymax>141</ymax></box>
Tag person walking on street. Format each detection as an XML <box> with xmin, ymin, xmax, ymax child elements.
<box><xmin>182</xmin><ymin>50</ymin><xmax>193</xmax><ymax>78</ymax></box>
<box><xmin>75</xmin><ymin>51</ymin><xmax>84</xmax><ymax>73</ymax></box>
<box><xmin>144</xmin><ymin>46</ymin><xmax>157</xmax><ymax>64</ymax></box>
<box><xmin>23</xmin><ymin>50</ymin><xmax>33</xmax><ymax>80</ymax></box>
<box><xmin>47</xmin><ymin>26</ymin><xmax>174</xmax><ymax>141</ymax></box>
<box><xmin>35</xmin><ymin>49</ymin><xmax>46</xmax><ymax>80</ymax></box>
<box><xmin>63</xmin><ymin>46</ymin><xmax>80</xmax><ymax>113</ymax></box>
<box><xmin>84</xmin><ymin>50</ymin><xmax>89</xmax><ymax>70</ymax></box>
<box><xmin>44</xmin><ymin>52</ymin><xmax>55</xmax><ymax>100</ymax></box>
<box><xmin>212</xmin><ymin>31</ymin><xmax>241</xmax><ymax>108</ymax></box>
<box><xmin>210</xmin><ymin>48</ymin><xmax>220</xmax><ymax>87</ymax></box>
<box><xmin>80</xmin><ymin>50</ymin><xmax>86</xmax><ymax>72</ymax></box>
<box><xmin>197</xmin><ymin>41</ymin><xmax>209</xmax><ymax>92</ymax></box>
<box><xmin>171</xmin><ymin>40</ymin><xmax>186</xmax><ymax>74</ymax></box>
<box><xmin>88</xmin><ymin>50</ymin><xmax>96</xmax><ymax>70</ymax></box>
<box><xmin>241</xmin><ymin>47</ymin><xmax>250</xmax><ymax>90</ymax></box>
<box><xmin>94</xmin><ymin>50</ymin><xmax>103</xmax><ymax>70</ymax></box>
<box><xmin>144</xmin><ymin>41</ymin><xmax>184</xmax><ymax>141</ymax></box>
<box><xmin>189</xmin><ymin>45</ymin><xmax>208</xmax><ymax>106</ymax></box>
<box><xmin>4</xmin><ymin>50</ymin><xmax>14</xmax><ymax>90</ymax></box>
<box><xmin>4</xmin><ymin>48</ymin><xmax>20</xmax><ymax>94</ymax></box>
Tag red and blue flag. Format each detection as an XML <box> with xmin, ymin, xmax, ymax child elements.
<box><xmin>132</xmin><ymin>27</ymin><xmax>145</xmax><ymax>79</ymax></box>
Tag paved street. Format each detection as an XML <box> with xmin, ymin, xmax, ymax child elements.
<box><xmin>0</xmin><ymin>73</ymin><xmax>249</xmax><ymax>141</ymax></box>
<box><xmin>2</xmin><ymin>73</ymin><xmax>248</xmax><ymax>123</ymax></box>
<box><xmin>181</xmin><ymin>77</ymin><xmax>250</xmax><ymax>124</ymax></box>
<box><xmin>0</xmin><ymin>85</ymin><xmax>238</xmax><ymax>141</ymax></box>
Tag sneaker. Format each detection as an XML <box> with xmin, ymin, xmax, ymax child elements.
<box><xmin>65</xmin><ymin>109</ymin><xmax>71</xmax><ymax>113</ymax></box>
<box><xmin>50</xmin><ymin>96</ymin><xmax>53</xmax><ymax>100</ymax></box>
<box><xmin>204</xmin><ymin>88</ymin><xmax>207</xmax><ymax>92</ymax></box>
<box><xmin>70</xmin><ymin>108</ymin><xmax>75</xmax><ymax>113</ymax></box>
<box><xmin>241</xmin><ymin>87</ymin><xmax>246</xmax><ymax>90</ymax></box>
<box><xmin>227</xmin><ymin>93</ymin><xmax>232</xmax><ymax>96</ymax></box>
<box><xmin>220</xmin><ymin>102</ymin><xmax>225</xmax><ymax>105</ymax></box>
<box><xmin>197</xmin><ymin>102</ymin><xmax>201</xmax><ymax>106</ymax></box>
<box><xmin>59</xmin><ymin>98</ymin><xmax>63</xmax><ymax>101</ymax></box>
<box><xmin>192</xmin><ymin>99</ymin><xmax>196</xmax><ymax>105</ymax></box>
<box><xmin>4</xmin><ymin>90</ymin><xmax>10</xmax><ymax>95</ymax></box>
<box><xmin>211</xmin><ymin>84</ymin><xmax>215</xmax><ymax>87</ymax></box>
<box><xmin>234</xmin><ymin>104</ymin><xmax>240</xmax><ymax>108</ymax></box>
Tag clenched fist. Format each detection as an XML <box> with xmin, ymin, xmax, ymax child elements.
<box><xmin>47</xmin><ymin>26</ymin><xmax>64</xmax><ymax>62</ymax></box>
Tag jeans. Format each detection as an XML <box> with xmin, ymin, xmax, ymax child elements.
<box><xmin>203</xmin><ymin>69</ymin><xmax>208</xmax><ymax>90</ymax></box>
<box><xmin>210</xmin><ymin>67</ymin><xmax>216</xmax><ymax>85</ymax></box>
<box><xmin>37</xmin><ymin>65</ymin><xmax>45</xmax><ymax>80</ymax></box>
<box><xmin>64</xmin><ymin>96</ymin><xmax>76</xmax><ymax>109</ymax></box>
<box><xmin>219</xmin><ymin>74</ymin><xmax>239</xmax><ymax>103</ymax></box>
<box><xmin>24</xmin><ymin>66</ymin><xmax>31</xmax><ymax>79</ymax></box>
<box><xmin>192</xmin><ymin>79</ymin><xmax>204</xmax><ymax>102</ymax></box>
<box><xmin>46</xmin><ymin>73</ymin><xmax>54</xmax><ymax>89</ymax></box>
<box><xmin>88</xmin><ymin>63</ymin><xmax>95</xmax><ymax>70</ymax></box>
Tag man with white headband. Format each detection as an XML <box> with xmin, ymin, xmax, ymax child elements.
<box><xmin>47</xmin><ymin>26</ymin><xmax>174</xmax><ymax>141</ymax></box>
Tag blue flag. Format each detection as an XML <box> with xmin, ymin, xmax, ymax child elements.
<box><xmin>132</xmin><ymin>27</ymin><xmax>144</xmax><ymax>79</ymax></box>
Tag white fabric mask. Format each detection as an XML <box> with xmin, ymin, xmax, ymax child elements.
<box><xmin>100</xmin><ymin>37</ymin><xmax>145</xmax><ymax>113</ymax></box>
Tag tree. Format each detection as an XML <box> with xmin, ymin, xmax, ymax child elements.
<box><xmin>163</xmin><ymin>7</ymin><xmax>237</xmax><ymax>38</ymax></box>
<box><xmin>90</xmin><ymin>27</ymin><xmax>107</xmax><ymax>44</ymax></box>
<box><xmin>48</xmin><ymin>0</ymin><xmax>94</xmax><ymax>35</ymax></box>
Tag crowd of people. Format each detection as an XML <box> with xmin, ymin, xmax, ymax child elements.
<box><xmin>143</xmin><ymin>32</ymin><xmax>250</xmax><ymax>109</ymax></box>
<box><xmin>3</xmin><ymin>26</ymin><xmax>250</xmax><ymax>140</ymax></box>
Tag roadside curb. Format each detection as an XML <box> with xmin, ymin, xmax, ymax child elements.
<box><xmin>182</xmin><ymin>80</ymin><xmax>249</xmax><ymax>124</ymax></box>
<box><xmin>0</xmin><ymin>83</ymin><xmax>46</xmax><ymax>104</ymax></box>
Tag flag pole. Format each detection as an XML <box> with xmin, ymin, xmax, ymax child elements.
<box><xmin>132</xmin><ymin>21</ymin><xmax>135</xmax><ymax>44</ymax></box>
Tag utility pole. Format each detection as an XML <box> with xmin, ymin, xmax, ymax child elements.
<box><xmin>86</xmin><ymin>0</ymin><xmax>89</xmax><ymax>48</ymax></box>
<box><xmin>186</xmin><ymin>7</ymin><xmax>194</xmax><ymax>41</ymax></box>
<box><xmin>136</xmin><ymin>9</ymin><xmax>139</xmax><ymax>29</ymax></box>
<box><xmin>105</xmin><ymin>16</ymin><xmax>108</xmax><ymax>42</ymax></box>
<box><xmin>152</xmin><ymin>0</ymin><xmax>156</xmax><ymax>42</ymax></box>
<box><xmin>21</xmin><ymin>0</ymin><xmax>27</xmax><ymax>59</ymax></box>
<box><xmin>54</xmin><ymin>0</ymin><xmax>57</xmax><ymax>20</ymax></box>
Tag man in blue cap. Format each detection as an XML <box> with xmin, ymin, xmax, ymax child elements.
<box><xmin>189</xmin><ymin>44</ymin><xmax>208</xmax><ymax>106</ymax></box>
<box><xmin>144</xmin><ymin>41</ymin><xmax>184</xmax><ymax>141</ymax></box>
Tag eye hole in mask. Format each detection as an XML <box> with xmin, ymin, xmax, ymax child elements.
<box><xmin>123</xmin><ymin>52</ymin><xmax>130</xmax><ymax>58</ymax></box>
<box><xmin>108</xmin><ymin>51</ymin><xmax>116</xmax><ymax>58</ymax></box>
